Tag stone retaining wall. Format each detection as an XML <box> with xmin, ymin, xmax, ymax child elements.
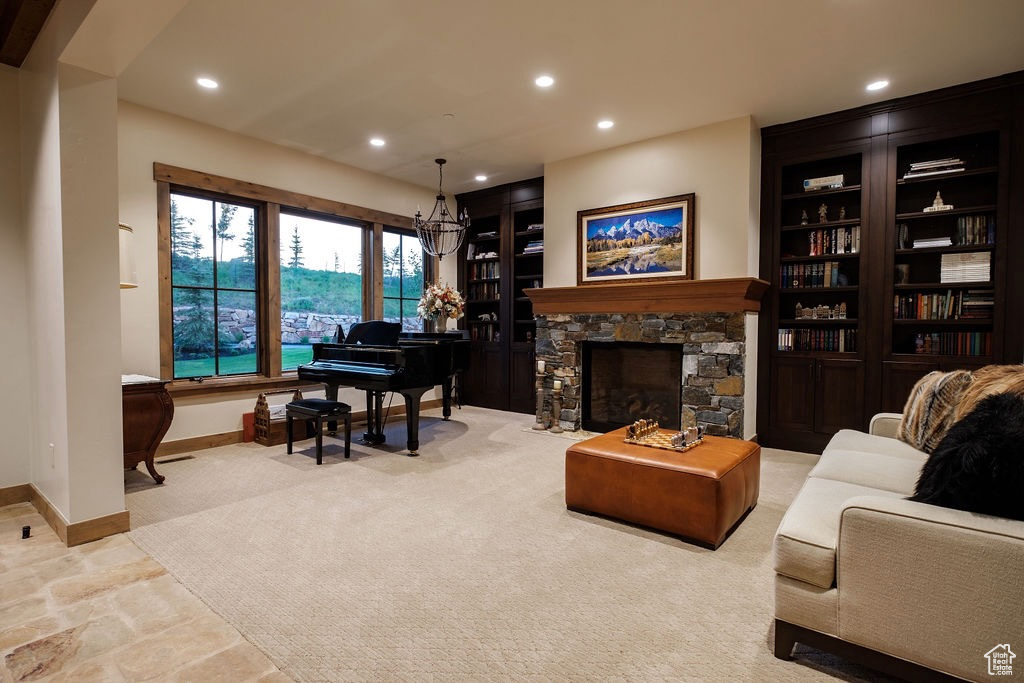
<box><xmin>534</xmin><ymin>312</ymin><xmax>746</xmax><ymax>437</ymax></box>
<box><xmin>172</xmin><ymin>308</ymin><xmax>420</xmax><ymax>348</ymax></box>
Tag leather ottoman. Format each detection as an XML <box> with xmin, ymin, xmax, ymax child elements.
<box><xmin>565</xmin><ymin>427</ymin><xmax>760</xmax><ymax>548</ymax></box>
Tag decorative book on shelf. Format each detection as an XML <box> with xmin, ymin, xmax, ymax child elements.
<box><xmin>940</xmin><ymin>252</ymin><xmax>990</xmax><ymax>283</ymax></box>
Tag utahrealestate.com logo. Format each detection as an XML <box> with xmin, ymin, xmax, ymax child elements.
<box><xmin>985</xmin><ymin>644</ymin><xmax>1015</xmax><ymax>676</ymax></box>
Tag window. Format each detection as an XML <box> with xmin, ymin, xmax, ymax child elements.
<box><xmin>279</xmin><ymin>212</ymin><xmax>364</xmax><ymax>371</ymax></box>
<box><xmin>156</xmin><ymin>164</ymin><xmax>435</xmax><ymax>387</ymax></box>
<box><xmin>170</xmin><ymin>193</ymin><xmax>258</xmax><ymax>378</ymax></box>
<box><xmin>382</xmin><ymin>229</ymin><xmax>425</xmax><ymax>332</ymax></box>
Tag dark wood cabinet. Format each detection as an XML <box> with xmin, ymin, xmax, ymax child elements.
<box><xmin>759</xmin><ymin>72</ymin><xmax>1024</xmax><ymax>452</ymax></box>
<box><xmin>122</xmin><ymin>376</ymin><xmax>174</xmax><ymax>483</ymax></box>
<box><xmin>456</xmin><ymin>178</ymin><xmax>543</xmax><ymax>413</ymax></box>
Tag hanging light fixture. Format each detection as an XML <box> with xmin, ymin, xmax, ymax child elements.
<box><xmin>413</xmin><ymin>158</ymin><xmax>470</xmax><ymax>260</ymax></box>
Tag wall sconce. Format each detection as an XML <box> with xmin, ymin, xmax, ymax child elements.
<box><xmin>119</xmin><ymin>223</ymin><xmax>138</xmax><ymax>288</ymax></box>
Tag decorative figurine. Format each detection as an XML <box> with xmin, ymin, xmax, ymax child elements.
<box><xmin>795</xmin><ymin>302</ymin><xmax>803</xmax><ymax>319</ymax></box>
<box><xmin>923</xmin><ymin>191</ymin><xmax>953</xmax><ymax>212</ymax></box>
<box><xmin>839</xmin><ymin>302</ymin><xmax>847</xmax><ymax>319</ymax></box>
<box><xmin>839</xmin><ymin>206</ymin><xmax>846</xmax><ymax>220</ymax></box>
<box><xmin>800</xmin><ymin>209</ymin><xmax>809</xmax><ymax>226</ymax></box>
<box><xmin>818</xmin><ymin>203</ymin><xmax>828</xmax><ymax>223</ymax></box>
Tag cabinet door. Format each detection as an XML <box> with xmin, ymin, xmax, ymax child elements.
<box><xmin>508</xmin><ymin>342</ymin><xmax>537</xmax><ymax>415</ymax></box>
<box><xmin>769</xmin><ymin>356</ymin><xmax>816</xmax><ymax>433</ymax></box>
<box><xmin>880</xmin><ymin>360</ymin><xmax>939</xmax><ymax>413</ymax></box>
<box><xmin>463</xmin><ymin>342</ymin><xmax>505</xmax><ymax>410</ymax></box>
<box><xmin>814</xmin><ymin>359</ymin><xmax>864</xmax><ymax>433</ymax></box>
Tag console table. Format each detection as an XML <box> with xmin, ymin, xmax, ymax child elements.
<box><xmin>122</xmin><ymin>375</ymin><xmax>174</xmax><ymax>484</ymax></box>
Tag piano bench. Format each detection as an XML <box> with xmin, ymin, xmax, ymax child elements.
<box><xmin>285</xmin><ymin>399</ymin><xmax>351</xmax><ymax>465</ymax></box>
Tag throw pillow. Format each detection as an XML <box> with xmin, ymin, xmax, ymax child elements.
<box><xmin>897</xmin><ymin>369</ymin><xmax>974</xmax><ymax>453</ymax></box>
<box><xmin>954</xmin><ymin>364</ymin><xmax>1024</xmax><ymax>421</ymax></box>
<box><xmin>909</xmin><ymin>392</ymin><xmax>1024</xmax><ymax>521</ymax></box>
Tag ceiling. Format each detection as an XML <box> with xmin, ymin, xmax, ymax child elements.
<box><xmin>51</xmin><ymin>1</ymin><xmax>1024</xmax><ymax>192</ymax></box>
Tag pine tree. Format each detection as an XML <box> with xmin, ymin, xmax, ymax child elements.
<box><xmin>241</xmin><ymin>214</ymin><xmax>255</xmax><ymax>264</ymax></box>
<box><xmin>289</xmin><ymin>225</ymin><xmax>304</xmax><ymax>269</ymax></box>
<box><xmin>215</xmin><ymin>203</ymin><xmax>237</xmax><ymax>262</ymax></box>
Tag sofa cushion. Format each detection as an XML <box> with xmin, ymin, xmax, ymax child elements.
<box><xmin>826</xmin><ymin>429</ymin><xmax>927</xmax><ymax>461</ymax></box>
<box><xmin>774</xmin><ymin>478</ymin><xmax>902</xmax><ymax>589</ymax></box>
<box><xmin>910</xmin><ymin>392</ymin><xmax>1024</xmax><ymax>521</ymax></box>
<box><xmin>809</xmin><ymin>449</ymin><xmax>924</xmax><ymax>495</ymax></box>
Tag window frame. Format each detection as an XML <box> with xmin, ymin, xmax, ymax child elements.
<box><xmin>155</xmin><ymin>163</ymin><xmax>436</xmax><ymax>396</ymax></box>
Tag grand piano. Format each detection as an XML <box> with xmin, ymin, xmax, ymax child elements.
<box><xmin>297</xmin><ymin>321</ymin><xmax>470</xmax><ymax>455</ymax></box>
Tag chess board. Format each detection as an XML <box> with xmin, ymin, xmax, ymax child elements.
<box><xmin>623</xmin><ymin>430</ymin><xmax>704</xmax><ymax>454</ymax></box>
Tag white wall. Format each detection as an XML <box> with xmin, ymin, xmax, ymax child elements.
<box><xmin>118</xmin><ymin>103</ymin><xmax>439</xmax><ymax>441</ymax></box>
<box><xmin>543</xmin><ymin>116</ymin><xmax>761</xmax><ymax>438</ymax></box>
<box><xmin>19</xmin><ymin>0</ymin><xmax>126</xmax><ymax>524</ymax></box>
<box><xmin>0</xmin><ymin>66</ymin><xmax>31</xmax><ymax>488</ymax></box>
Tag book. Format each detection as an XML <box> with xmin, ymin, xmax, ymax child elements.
<box><xmin>803</xmin><ymin>174</ymin><xmax>844</xmax><ymax>191</ymax></box>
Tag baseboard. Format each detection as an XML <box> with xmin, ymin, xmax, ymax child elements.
<box><xmin>0</xmin><ymin>483</ymin><xmax>130</xmax><ymax>547</ymax></box>
<box><xmin>156</xmin><ymin>398</ymin><xmax>446</xmax><ymax>456</ymax></box>
<box><xmin>156</xmin><ymin>431</ymin><xmax>242</xmax><ymax>457</ymax></box>
<box><xmin>0</xmin><ymin>483</ymin><xmax>33</xmax><ymax>508</ymax></box>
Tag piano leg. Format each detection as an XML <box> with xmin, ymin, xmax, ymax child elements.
<box><xmin>400</xmin><ymin>387</ymin><xmax>430</xmax><ymax>456</ymax></box>
<box><xmin>362</xmin><ymin>390</ymin><xmax>387</xmax><ymax>445</ymax></box>
<box><xmin>324</xmin><ymin>384</ymin><xmax>339</xmax><ymax>434</ymax></box>
<box><xmin>441</xmin><ymin>377</ymin><xmax>453</xmax><ymax>420</ymax></box>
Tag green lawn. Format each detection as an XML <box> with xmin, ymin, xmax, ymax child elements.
<box><xmin>174</xmin><ymin>345</ymin><xmax>313</xmax><ymax>377</ymax></box>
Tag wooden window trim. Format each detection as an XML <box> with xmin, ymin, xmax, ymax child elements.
<box><xmin>155</xmin><ymin>163</ymin><xmax>417</xmax><ymax>397</ymax></box>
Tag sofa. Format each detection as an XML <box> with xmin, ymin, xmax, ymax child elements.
<box><xmin>772</xmin><ymin>413</ymin><xmax>1024</xmax><ymax>681</ymax></box>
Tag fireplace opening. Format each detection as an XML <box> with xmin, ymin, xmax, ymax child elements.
<box><xmin>581</xmin><ymin>341</ymin><xmax>682</xmax><ymax>433</ymax></box>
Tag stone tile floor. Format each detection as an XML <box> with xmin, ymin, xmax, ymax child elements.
<box><xmin>0</xmin><ymin>503</ymin><xmax>290</xmax><ymax>682</ymax></box>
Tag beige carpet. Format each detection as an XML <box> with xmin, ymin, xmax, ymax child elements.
<box><xmin>126</xmin><ymin>406</ymin><xmax>892</xmax><ymax>682</ymax></box>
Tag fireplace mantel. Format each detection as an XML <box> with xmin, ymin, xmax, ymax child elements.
<box><xmin>525</xmin><ymin>277</ymin><xmax>769</xmax><ymax>315</ymax></box>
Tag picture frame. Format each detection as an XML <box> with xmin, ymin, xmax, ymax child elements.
<box><xmin>577</xmin><ymin>193</ymin><xmax>695</xmax><ymax>285</ymax></box>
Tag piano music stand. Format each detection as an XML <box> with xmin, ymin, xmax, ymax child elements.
<box><xmin>286</xmin><ymin>399</ymin><xmax>351</xmax><ymax>465</ymax></box>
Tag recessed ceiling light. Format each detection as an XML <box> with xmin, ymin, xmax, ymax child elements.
<box><xmin>475</xmin><ymin>174</ymin><xmax>488</xmax><ymax>182</ymax></box>
<box><xmin>535</xmin><ymin>75</ymin><xmax>554</xmax><ymax>88</ymax></box>
<box><xmin>369</xmin><ymin>138</ymin><xmax>386</xmax><ymax>147</ymax></box>
<box><xmin>196</xmin><ymin>77</ymin><xmax>219</xmax><ymax>89</ymax></box>
<box><xmin>866</xmin><ymin>79</ymin><xmax>889</xmax><ymax>92</ymax></box>
<box><xmin>597</xmin><ymin>120</ymin><xmax>615</xmax><ymax>129</ymax></box>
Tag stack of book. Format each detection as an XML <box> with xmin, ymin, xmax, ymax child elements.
<box><xmin>912</xmin><ymin>236</ymin><xmax>952</xmax><ymax>249</ymax></box>
<box><xmin>522</xmin><ymin>240</ymin><xmax>543</xmax><ymax>254</ymax></box>
<box><xmin>526</xmin><ymin>223</ymin><xmax>544</xmax><ymax>232</ymax></box>
<box><xmin>940</xmin><ymin>251</ymin><xmax>990</xmax><ymax>283</ymax></box>
<box><xmin>959</xmin><ymin>289</ymin><xmax>995</xmax><ymax>319</ymax></box>
<box><xmin>903</xmin><ymin>158</ymin><xmax>964</xmax><ymax>179</ymax></box>
<box><xmin>955</xmin><ymin>215</ymin><xmax>995</xmax><ymax>245</ymax></box>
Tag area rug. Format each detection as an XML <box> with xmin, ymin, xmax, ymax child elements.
<box><xmin>127</xmin><ymin>406</ymin><xmax>891</xmax><ymax>682</ymax></box>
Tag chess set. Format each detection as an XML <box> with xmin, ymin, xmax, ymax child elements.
<box><xmin>623</xmin><ymin>418</ymin><xmax>705</xmax><ymax>453</ymax></box>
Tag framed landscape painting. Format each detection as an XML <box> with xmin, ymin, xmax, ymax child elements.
<box><xmin>577</xmin><ymin>193</ymin><xmax>695</xmax><ymax>285</ymax></box>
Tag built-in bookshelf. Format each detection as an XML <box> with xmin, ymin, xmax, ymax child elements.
<box><xmin>774</xmin><ymin>152</ymin><xmax>864</xmax><ymax>358</ymax></box>
<box><xmin>758</xmin><ymin>72</ymin><xmax>1024</xmax><ymax>454</ymax></box>
<box><xmin>464</xmin><ymin>218</ymin><xmax>502</xmax><ymax>343</ymax></box>
<box><xmin>456</xmin><ymin>178</ymin><xmax>543</xmax><ymax>413</ymax></box>
<box><xmin>889</xmin><ymin>131</ymin><xmax>1000</xmax><ymax>358</ymax></box>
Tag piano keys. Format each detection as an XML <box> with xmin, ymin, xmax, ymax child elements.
<box><xmin>297</xmin><ymin>326</ymin><xmax>469</xmax><ymax>455</ymax></box>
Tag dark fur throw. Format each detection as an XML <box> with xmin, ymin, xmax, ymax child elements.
<box><xmin>909</xmin><ymin>392</ymin><xmax>1024</xmax><ymax>521</ymax></box>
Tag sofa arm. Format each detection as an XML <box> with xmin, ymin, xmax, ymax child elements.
<box><xmin>836</xmin><ymin>496</ymin><xmax>1024</xmax><ymax>680</ymax></box>
<box><xmin>868</xmin><ymin>412</ymin><xmax>902</xmax><ymax>438</ymax></box>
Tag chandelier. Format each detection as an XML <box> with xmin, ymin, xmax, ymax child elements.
<box><xmin>414</xmin><ymin>159</ymin><xmax>470</xmax><ymax>260</ymax></box>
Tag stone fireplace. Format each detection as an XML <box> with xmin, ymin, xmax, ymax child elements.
<box><xmin>526</xmin><ymin>278</ymin><xmax>767</xmax><ymax>437</ymax></box>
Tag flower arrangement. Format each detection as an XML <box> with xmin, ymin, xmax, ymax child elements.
<box><xmin>417</xmin><ymin>282</ymin><xmax>465</xmax><ymax>321</ymax></box>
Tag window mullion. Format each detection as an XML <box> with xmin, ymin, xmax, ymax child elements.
<box><xmin>263</xmin><ymin>203</ymin><xmax>281</xmax><ymax>377</ymax></box>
